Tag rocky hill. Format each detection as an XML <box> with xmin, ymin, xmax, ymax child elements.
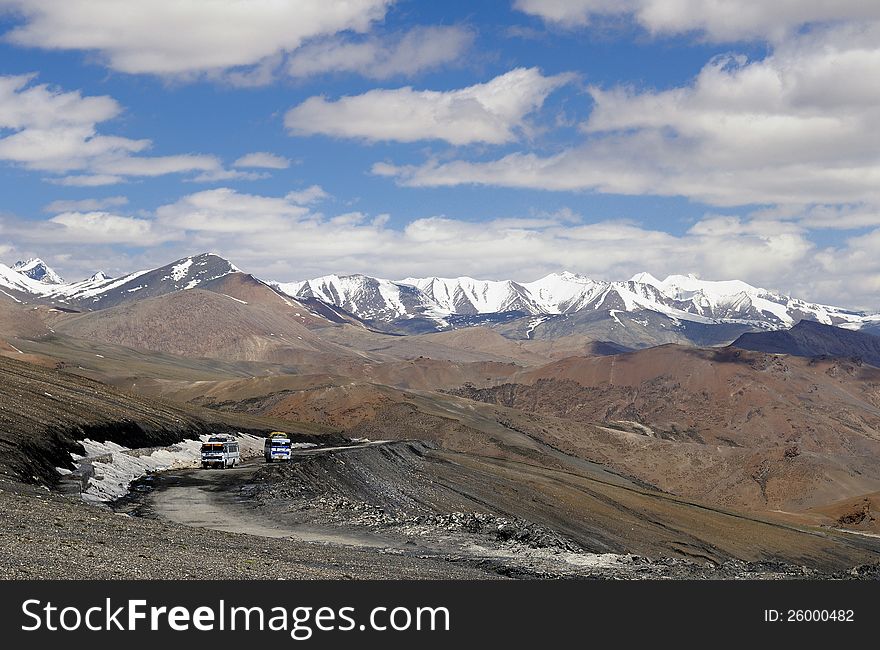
<box><xmin>732</xmin><ymin>320</ymin><xmax>880</xmax><ymax>367</ymax></box>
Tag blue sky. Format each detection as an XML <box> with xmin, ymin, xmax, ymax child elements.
<box><xmin>0</xmin><ymin>1</ymin><xmax>878</xmax><ymax>308</ymax></box>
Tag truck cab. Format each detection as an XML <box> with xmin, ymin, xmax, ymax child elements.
<box><xmin>264</xmin><ymin>432</ymin><xmax>292</xmax><ymax>463</ymax></box>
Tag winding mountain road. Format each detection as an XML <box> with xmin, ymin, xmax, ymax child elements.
<box><xmin>132</xmin><ymin>442</ymin><xmax>401</xmax><ymax>549</ymax></box>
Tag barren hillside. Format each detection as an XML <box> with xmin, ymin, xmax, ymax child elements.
<box><xmin>445</xmin><ymin>346</ymin><xmax>880</xmax><ymax>511</ymax></box>
<box><xmin>0</xmin><ymin>354</ymin><xmax>335</xmax><ymax>486</ymax></box>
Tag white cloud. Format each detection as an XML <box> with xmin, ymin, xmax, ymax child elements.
<box><xmin>0</xmin><ymin>72</ymin><xmax>118</xmax><ymax>128</ymax></box>
<box><xmin>43</xmin><ymin>196</ymin><xmax>128</xmax><ymax>213</ymax></box>
<box><xmin>285</xmin><ymin>185</ymin><xmax>329</xmax><ymax>205</ymax></box>
<box><xmin>0</xmin><ymin>74</ymin><xmax>147</xmax><ymax>173</ymax></box>
<box><xmin>0</xmin><ymin>73</ymin><xmax>252</xmax><ymax>184</ymax></box>
<box><xmin>0</xmin><ymin>0</ymin><xmax>392</xmax><ymax>77</ymax></box>
<box><xmin>514</xmin><ymin>0</ymin><xmax>880</xmax><ymax>41</ymax></box>
<box><xmin>48</xmin><ymin>211</ymin><xmax>171</xmax><ymax>244</ymax></box>
<box><xmin>3</xmin><ymin>210</ymin><xmax>173</xmax><ymax>245</ymax></box>
<box><xmin>377</xmin><ymin>24</ymin><xmax>880</xmax><ymax>211</ymax></box>
<box><xmin>750</xmin><ymin>204</ymin><xmax>880</xmax><ymax>230</ymax></box>
<box><xmin>287</xmin><ymin>25</ymin><xmax>474</xmax><ymax>79</ymax></box>
<box><xmin>233</xmin><ymin>152</ymin><xmax>291</xmax><ymax>169</ymax></box>
<box><xmin>284</xmin><ymin>67</ymin><xmax>573</xmax><ymax>145</ymax></box>
<box><xmin>154</xmin><ymin>188</ymin><xmax>312</xmax><ymax>234</ymax></box>
<box><xmin>89</xmin><ymin>154</ymin><xmax>221</xmax><ymax>177</ymax></box>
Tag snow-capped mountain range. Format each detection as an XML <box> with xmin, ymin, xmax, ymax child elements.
<box><xmin>274</xmin><ymin>271</ymin><xmax>878</xmax><ymax>332</ymax></box>
<box><xmin>1</xmin><ymin>252</ymin><xmax>878</xmax><ymax>341</ymax></box>
<box><xmin>0</xmin><ymin>253</ymin><xmax>242</xmax><ymax>310</ymax></box>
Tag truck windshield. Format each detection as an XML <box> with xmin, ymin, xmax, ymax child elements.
<box><xmin>202</xmin><ymin>443</ymin><xmax>222</xmax><ymax>451</ymax></box>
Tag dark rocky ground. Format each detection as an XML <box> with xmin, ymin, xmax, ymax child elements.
<box><xmin>0</xmin><ymin>477</ymin><xmax>494</xmax><ymax>579</ymax></box>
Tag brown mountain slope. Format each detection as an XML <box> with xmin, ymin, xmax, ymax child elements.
<box><xmin>47</xmin><ymin>284</ymin><xmax>537</xmax><ymax>374</ymax></box>
<box><xmin>156</xmin><ymin>341</ymin><xmax>880</xmax><ymax>513</ymax></box>
<box><xmin>409</xmin><ymin>328</ymin><xmax>632</xmax><ymax>365</ymax></box>
<box><xmin>52</xmin><ymin>288</ymin><xmax>346</xmax><ymax>363</ymax></box>
<box><xmin>204</xmin><ymin>272</ymin><xmax>333</xmax><ymax>329</ymax></box>
<box><xmin>804</xmin><ymin>491</ymin><xmax>880</xmax><ymax>533</ymax></box>
<box><xmin>0</xmin><ymin>297</ymin><xmax>62</xmax><ymax>366</ymax></box>
<box><xmin>507</xmin><ymin>345</ymin><xmax>880</xmax><ymax>452</ymax></box>
<box><xmin>0</xmin><ymin>296</ymin><xmax>52</xmax><ymax>339</ymax></box>
<box><xmin>449</xmin><ymin>346</ymin><xmax>880</xmax><ymax>511</ymax></box>
<box><xmin>314</xmin><ymin>325</ymin><xmax>543</xmax><ymax>364</ymax></box>
<box><xmin>414</xmin><ymin>328</ymin><xmax>550</xmax><ymax>364</ymax></box>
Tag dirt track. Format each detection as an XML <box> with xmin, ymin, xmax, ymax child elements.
<box><xmin>136</xmin><ymin>448</ymin><xmax>398</xmax><ymax>548</ymax></box>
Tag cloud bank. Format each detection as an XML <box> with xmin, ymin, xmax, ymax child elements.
<box><xmin>0</xmin><ymin>0</ymin><xmax>392</xmax><ymax>77</ymax></box>
<box><xmin>5</xmin><ymin>187</ymin><xmax>880</xmax><ymax>309</ymax></box>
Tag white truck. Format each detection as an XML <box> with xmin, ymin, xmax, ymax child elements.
<box><xmin>201</xmin><ymin>435</ymin><xmax>240</xmax><ymax>469</ymax></box>
<box><xmin>264</xmin><ymin>432</ymin><xmax>292</xmax><ymax>463</ymax></box>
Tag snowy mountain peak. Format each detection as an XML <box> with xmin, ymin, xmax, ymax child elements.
<box><xmin>12</xmin><ymin>258</ymin><xmax>64</xmax><ymax>284</ymax></box>
<box><xmin>24</xmin><ymin>252</ymin><xmax>245</xmax><ymax>308</ymax></box>
<box><xmin>399</xmin><ymin>276</ymin><xmax>537</xmax><ymax>315</ymax></box>
<box><xmin>276</xmin><ymin>273</ymin><xmax>435</xmax><ymax>321</ymax></box>
<box><xmin>533</xmin><ymin>270</ymin><xmax>594</xmax><ymax>285</ymax></box>
<box><xmin>199</xmin><ymin>252</ymin><xmax>241</xmax><ymax>273</ymax></box>
<box><xmin>629</xmin><ymin>271</ymin><xmax>661</xmax><ymax>285</ymax></box>
<box><xmin>157</xmin><ymin>253</ymin><xmax>242</xmax><ymax>289</ymax></box>
<box><xmin>658</xmin><ymin>274</ymin><xmax>760</xmax><ymax>297</ymax></box>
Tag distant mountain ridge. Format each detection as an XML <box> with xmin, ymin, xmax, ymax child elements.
<box><xmin>732</xmin><ymin>320</ymin><xmax>880</xmax><ymax>367</ymax></box>
<box><xmin>2</xmin><ymin>252</ymin><xmax>879</xmax><ymax>348</ymax></box>
<box><xmin>274</xmin><ymin>270</ymin><xmax>880</xmax><ymax>335</ymax></box>
<box><xmin>0</xmin><ymin>253</ymin><xmax>243</xmax><ymax>310</ymax></box>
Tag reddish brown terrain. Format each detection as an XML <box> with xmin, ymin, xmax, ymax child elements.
<box><xmin>449</xmin><ymin>346</ymin><xmax>880</xmax><ymax>511</ymax></box>
<box><xmin>4</xmin><ymin>282</ymin><xmax>880</xmax><ymax>574</ymax></box>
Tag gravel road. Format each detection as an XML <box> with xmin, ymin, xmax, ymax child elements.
<box><xmin>0</xmin><ymin>476</ymin><xmax>496</xmax><ymax>580</ymax></box>
<box><xmin>137</xmin><ymin>455</ymin><xmax>398</xmax><ymax>548</ymax></box>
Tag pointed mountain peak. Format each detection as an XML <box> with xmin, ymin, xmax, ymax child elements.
<box><xmin>546</xmin><ymin>270</ymin><xmax>591</xmax><ymax>281</ymax></box>
<box><xmin>12</xmin><ymin>258</ymin><xmax>64</xmax><ymax>284</ymax></box>
<box><xmin>629</xmin><ymin>272</ymin><xmax>661</xmax><ymax>286</ymax></box>
<box><xmin>183</xmin><ymin>252</ymin><xmax>241</xmax><ymax>272</ymax></box>
<box><xmin>528</xmin><ymin>271</ymin><xmax>594</xmax><ymax>287</ymax></box>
